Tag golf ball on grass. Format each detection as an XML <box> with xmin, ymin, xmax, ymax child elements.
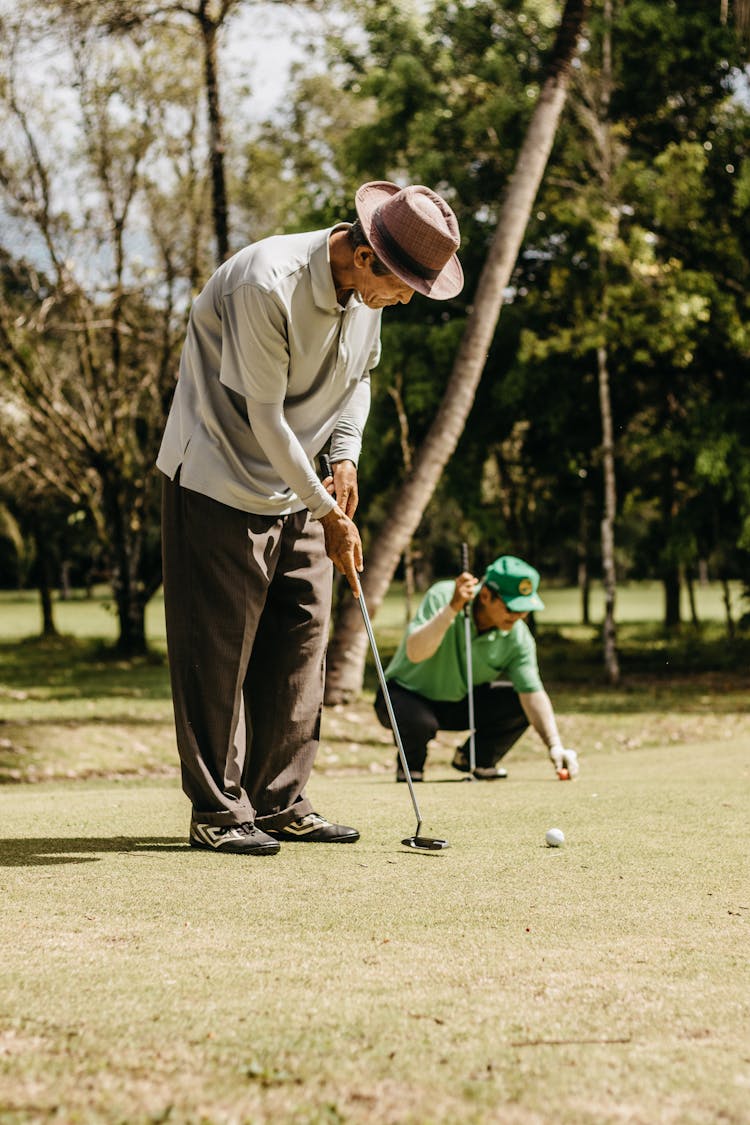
<box><xmin>545</xmin><ymin>827</ymin><xmax>565</xmax><ymax>848</ymax></box>
<box><xmin>557</xmin><ymin>768</ymin><xmax>570</xmax><ymax>780</ymax></box>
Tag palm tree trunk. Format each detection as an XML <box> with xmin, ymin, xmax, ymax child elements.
<box><xmin>596</xmin><ymin>0</ymin><xmax>619</xmax><ymax>685</ymax></box>
<box><xmin>325</xmin><ymin>0</ymin><xmax>590</xmax><ymax>703</ymax></box>
<box><xmin>387</xmin><ymin>375</ymin><xmax>417</xmax><ymax>620</ymax></box>
<box><xmin>578</xmin><ymin>492</ymin><xmax>591</xmax><ymax>626</ymax></box>
<box><xmin>598</xmin><ymin>340</ymin><xmax>620</xmax><ymax>685</ymax></box>
<box><xmin>33</xmin><ymin>530</ymin><xmax>59</xmax><ymax>638</ymax></box>
<box><xmin>721</xmin><ymin>576</ymin><xmax>736</xmax><ymax>639</ymax></box>
<box><xmin>199</xmin><ymin>10</ymin><xmax>230</xmax><ymax>264</ymax></box>
<box><xmin>685</xmin><ymin>567</ymin><xmax>699</xmax><ymax>625</ymax></box>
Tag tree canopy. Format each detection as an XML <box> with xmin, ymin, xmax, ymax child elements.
<box><xmin>1</xmin><ymin>0</ymin><xmax>748</xmax><ymax>660</ymax></box>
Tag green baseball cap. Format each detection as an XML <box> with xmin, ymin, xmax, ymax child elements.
<box><xmin>483</xmin><ymin>555</ymin><xmax>545</xmax><ymax>612</ymax></box>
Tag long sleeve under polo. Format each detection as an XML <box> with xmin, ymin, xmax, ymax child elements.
<box><xmin>157</xmin><ymin>224</ymin><xmax>381</xmax><ymax>517</ymax></box>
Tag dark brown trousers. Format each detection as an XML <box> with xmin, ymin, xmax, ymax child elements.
<box><xmin>161</xmin><ymin>474</ymin><xmax>332</xmax><ymax>830</ymax></box>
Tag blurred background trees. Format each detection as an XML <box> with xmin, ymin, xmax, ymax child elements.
<box><xmin>0</xmin><ymin>0</ymin><xmax>748</xmax><ymax>677</ymax></box>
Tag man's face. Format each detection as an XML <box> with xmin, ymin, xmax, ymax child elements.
<box><xmin>354</xmin><ymin>249</ymin><xmax>415</xmax><ymax>308</ymax></box>
<box><xmin>479</xmin><ymin>586</ymin><xmax>528</xmax><ymax>632</ymax></box>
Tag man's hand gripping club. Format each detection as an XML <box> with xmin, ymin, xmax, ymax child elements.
<box><xmin>319</xmin><ymin>455</ymin><xmax>363</xmax><ymax>595</ymax></box>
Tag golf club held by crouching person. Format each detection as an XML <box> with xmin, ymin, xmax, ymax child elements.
<box><xmin>374</xmin><ymin>553</ymin><xmax>580</xmax><ymax>783</ymax></box>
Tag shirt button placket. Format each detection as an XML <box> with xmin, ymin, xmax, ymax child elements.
<box><xmin>337</xmin><ymin>310</ymin><xmax>350</xmax><ymax>373</ymax></box>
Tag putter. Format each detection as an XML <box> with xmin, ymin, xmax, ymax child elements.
<box><xmin>319</xmin><ymin>454</ymin><xmax>448</xmax><ymax>851</ymax></box>
<box><xmin>461</xmin><ymin>542</ymin><xmax>477</xmax><ymax>779</ymax></box>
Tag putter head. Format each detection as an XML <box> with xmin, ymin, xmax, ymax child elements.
<box><xmin>402</xmin><ymin>836</ymin><xmax>450</xmax><ymax>851</ymax></box>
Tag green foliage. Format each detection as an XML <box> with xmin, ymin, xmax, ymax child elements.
<box><xmin>292</xmin><ymin>0</ymin><xmax>749</xmax><ymax>608</ymax></box>
<box><xmin>3</xmin><ymin>0</ymin><xmax>750</xmax><ymax>636</ymax></box>
<box><xmin>487</xmin><ymin>2</ymin><xmax>750</xmax><ymax>607</ymax></box>
<box><xmin>0</xmin><ymin>6</ymin><xmax>218</xmax><ymax>649</ymax></box>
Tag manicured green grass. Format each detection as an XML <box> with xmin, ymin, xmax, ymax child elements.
<box><xmin>2</xmin><ymin>577</ymin><xmax>746</xmax><ymax>643</ymax></box>
<box><xmin>0</xmin><ymin>588</ymin><xmax>168</xmax><ymax>646</ymax></box>
<box><xmin>1</xmin><ymin>585</ymin><xmax>749</xmax><ymax>786</ymax></box>
<box><xmin>0</xmin><ymin>632</ymin><xmax>174</xmax><ymax>783</ymax></box>
<box><xmin>1</xmin><ymin>740</ymin><xmax>748</xmax><ymax>1125</ymax></box>
<box><xmin>1</xmin><ymin>588</ymin><xmax>749</xmax><ymax>1121</ymax></box>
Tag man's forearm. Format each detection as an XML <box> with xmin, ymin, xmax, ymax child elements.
<box><xmin>405</xmin><ymin>605</ymin><xmax>458</xmax><ymax>662</ymax></box>
<box><xmin>246</xmin><ymin>399</ymin><xmax>335</xmax><ymax>519</ymax></box>
<box><xmin>329</xmin><ymin>376</ymin><xmax>371</xmax><ymax>465</ymax></box>
<box><xmin>518</xmin><ymin>690</ymin><xmax>562</xmax><ymax>750</ymax></box>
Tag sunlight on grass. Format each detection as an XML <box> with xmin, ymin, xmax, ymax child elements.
<box><xmin>0</xmin><ymin>588</ymin><xmax>749</xmax><ymax>1121</ymax></box>
<box><xmin>0</xmin><ymin>742</ymin><xmax>748</xmax><ymax>1124</ymax></box>
<box><xmin>1</xmin><ymin>587</ymin><xmax>749</xmax><ymax>785</ymax></box>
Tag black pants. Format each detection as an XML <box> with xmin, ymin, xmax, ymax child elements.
<box><xmin>374</xmin><ymin>680</ymin><xmax>529</xmax><ymax>773</ymax></box>
<box><xmin>161</xmin><ymin>473</ymin><xmax>332</xmax><ymax>830</ymax></box>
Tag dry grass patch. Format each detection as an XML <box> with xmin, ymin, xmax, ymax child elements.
<box><xmin>0</xmin><ymin>735</ymin><xmax>748</xmax><ymax>1124</ymax></box>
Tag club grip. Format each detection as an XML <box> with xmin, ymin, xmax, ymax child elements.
<box><xmin>461</xmin><ymin>542</ymin><xmax>471</xmax><ymax>618</ymax></box>
<box><xmin>319</xmin><ymin>453</ymin><xmax>332</xmax><ymax>482</ymax></box>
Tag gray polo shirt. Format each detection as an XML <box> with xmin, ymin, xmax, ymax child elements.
<box><xmin>157</xmin><ymin>224</ymin><xmax>381</xmax><ymax>517</ymax></box>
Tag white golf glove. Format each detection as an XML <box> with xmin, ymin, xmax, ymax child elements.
<box><xmin>549</xmin><ymin>746</ymin><xmax>579</xmax><ymax>779</ymax></box>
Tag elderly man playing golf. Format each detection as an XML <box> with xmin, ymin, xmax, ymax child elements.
<box><xmin>375</xmin><ymin>555</ymin><xmax>579</xmax><ymax>782</ymax></box>
<box><xmin>158</xmin><ymin>181</ymin><xmax>463</xmax><ymax>855</ymax></box>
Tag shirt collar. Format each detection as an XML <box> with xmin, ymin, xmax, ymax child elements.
<box><xmin>309</xmin><ymin>223</ymin><xmax>363</xmax><ymax>313</ymax></box>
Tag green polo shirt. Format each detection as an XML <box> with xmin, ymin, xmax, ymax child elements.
<box><xmin>385</xmin><ymin>580</ymin><xmax>543</xmax><ymax>702</ymax></box>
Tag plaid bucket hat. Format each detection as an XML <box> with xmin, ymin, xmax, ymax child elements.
<box><xmin>354</xmin><ymin>181</ymin><xmax>464</xmax><ymax>300</ymax></box>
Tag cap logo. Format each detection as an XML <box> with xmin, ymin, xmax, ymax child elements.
<box><xmin>518</xmin><ymin>579</ymin><xmax>533</xmax><ymax>596</ymax></box>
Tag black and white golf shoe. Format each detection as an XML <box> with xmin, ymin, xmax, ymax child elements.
<box><xmin>189</xmin><ymin>821</ymin><xmax>280</xmax><ymax>855</ymax></box>
<box><xmin>267</xmin><ymin>812</ymin><xmax>359</xmax><ymax>843</ymax></box>
<box><xmin>451</xmin><ymin>749</ymin><xmax>508</xmax><ymax>780</ymax></box>
<box><xmin>396</xmin><ymin>765</ymin><xmax>424</xmax><ymax>783</ymax></box>
<box><xmin>472</xmin><ymin>765</ymin><xmax>508</xmax><ymax>780</ymax></box>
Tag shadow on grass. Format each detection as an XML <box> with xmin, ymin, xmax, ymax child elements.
<box><xmin>0</xmin><ymin>836</ymin><xmax>188</xmax><ymax>866</ymax></box>
<box><xmin>0</xmin><ymin>636</ymin><xmax>170</xmax><ymax>700</ymax></box>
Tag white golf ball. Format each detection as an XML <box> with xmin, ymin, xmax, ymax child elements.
<box><xmin>545</xmin><ymin>827</ymin><xmax>565</xmax><ymax>848</ymax></box>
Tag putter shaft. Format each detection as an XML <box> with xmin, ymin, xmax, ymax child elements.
<box><xmin>359</xmin><ymin>588</ymin><xmax>447</xmax><ymax>850</ymax></box>
<box><xmin>319</xmin><ymin>453</ymin><xmax>447</xmax><ymax>850</ymax></box>
<box><xmin>461</xmin><ymin>542</ymin><xmax>477</xmax><ymax>775</ymax></box>
<box><xmin>357</xmin><ymin>588</ymin><xmax>424</xmax><ymax>827</ymax></box>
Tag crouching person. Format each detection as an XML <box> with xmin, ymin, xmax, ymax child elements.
<box><xmin>374</xmin><ymin>556</ymin><xmax>579</xmax><ymax>782</ymax></box>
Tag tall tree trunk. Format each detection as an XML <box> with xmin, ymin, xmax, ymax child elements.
<box><xmin>663</xmin><ymin>569</ymin><xmax>681</xmax><ymax>630</ymax></box>
<box><xmin>721</xmin><ymin>576</ymin><xmax>735</xmax><ymax>639</ymax></box>
<box><xmin>31</xmin><ymin>528</ymin><xmax>58</xmax><ymax>638</ymax></box>
<box><xmin>115</xmin><ymin>595</ymin><xmax>148</xmax><ymax>656</ymax></box>
<box><xmin>578</xmin><ymin>485</ymin><xmax>591</xmax><ymax>625</ymax></box>
<box><xmin>325</xmin><ymin>0</ymin><xmax>590</xmax><ymax>703</ymax></box>
<box><xmin>387</xmin><ymin>375</ymin><xmax>416</xmax><ymax>620</ymax></box>
<box><xmin>595</xmin><ymin>0</ymin><xmax>619</xmax><ymax>685</ymax></box>
<box><xmin>38</xmin><ymin>564</ymin><xmax>58</xmax><ymax>638</ymax></box>
<box><xmin>39</xmin><ymin>585</ymin><xmax>57</xmax><ymax>637</ymax></box>
<box><xmin>725</xmin><ymin>0</ymin><xmax>750</xmax><ymax>36</ymax></box>
<box><xmin>661</xmin><ymin>463</ymin><xmax>682</xmax><ymax>629</ymax></box>
<box><xmin>199</xmin><ymin>8</ymin><xmax>230</xmax><ymax>263</ymax></box>
<box><xmin>104</xmin><ymin>483</ymin><xmax>149</xmax><ymax>656</ymax></box>
<box><xmin>578</xmin><ymin>559</ymin><xmax>590</xmax><ymax>625</ymax></box>
<box><xmin>113</xmin><ymin>543</ymin><xmax>148</xmax><ymax>655</ymax></box>
<box><xmin>685</xmin><ymin>567</ymin><xmax>699</xmax><ymax>625</ymax></box>
<box><xmin>598</xmin><ymin>341</ymin><xmax>620</xmax><ymax>684</ymax></box>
